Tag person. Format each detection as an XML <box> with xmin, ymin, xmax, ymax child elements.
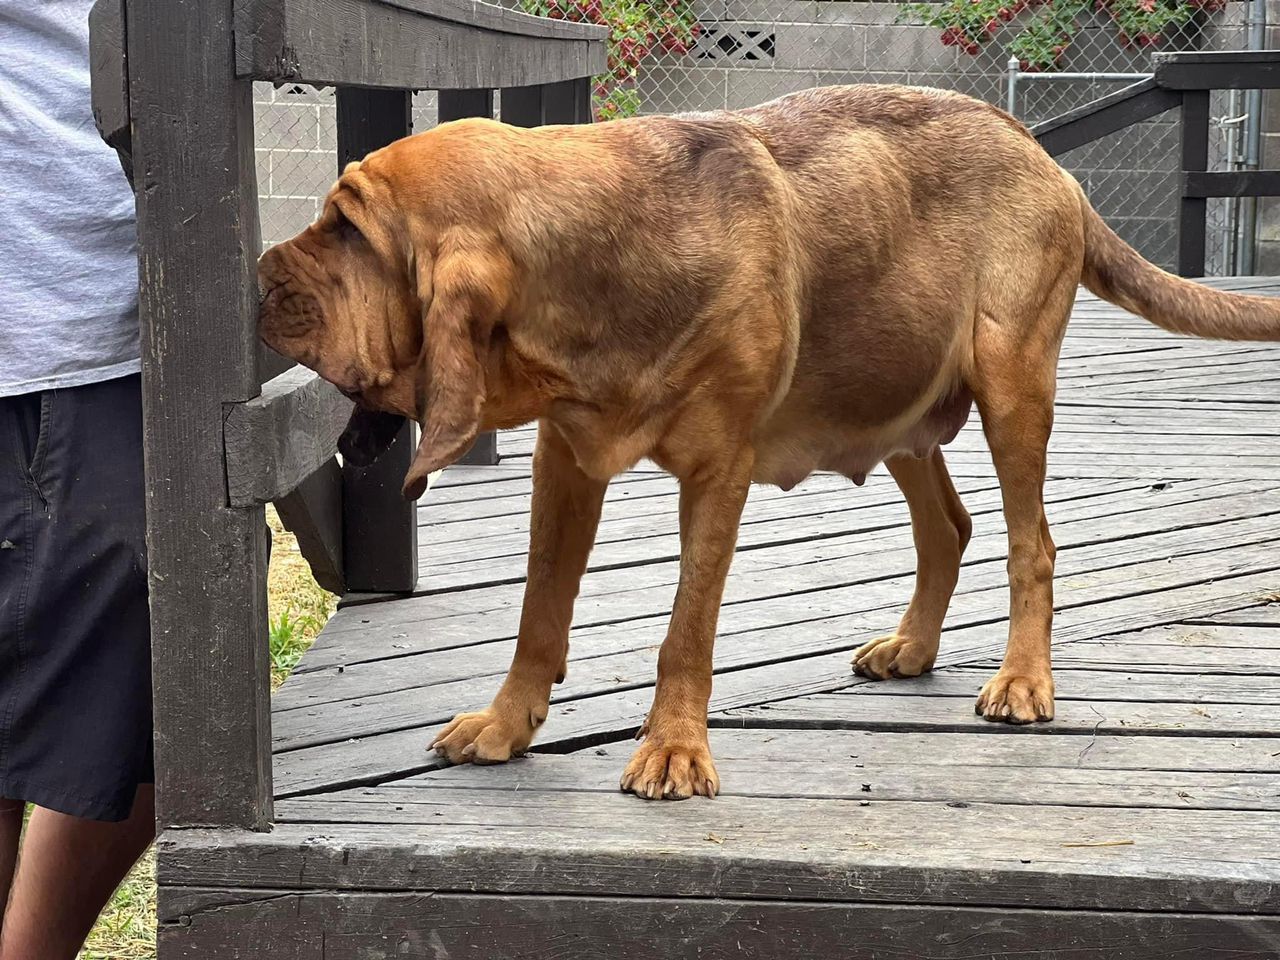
<box><xmin>0</xmin><ymin>2</ymin><xmax>156</xmax><ymax>957</ymax></box>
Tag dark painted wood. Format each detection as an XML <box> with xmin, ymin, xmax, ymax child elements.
<box><xmin>1153</xmin><ymin>49</ymin><xmax>1280</xmax><ymax>91</ymax></box>
<box><xmin>162</xmin><ymin>799</ymin><xmax>1280</xmax><ymax>912</ymax></box>
<box><xmin>127</xmin><ymin>0</ymin><xmax>272</xmax><ymax>829</ymax></box>
<box><xmin>1182</xmin><ymin>169</ymin><xmax>1280</xmax><ymax>199</ymax></box>
<box><xmin>457</xmin><ymin>431</ymin><xmax>500</xmax><ymax>464</ymax></box>
<box><xmin>234</xmin><ymin>0</ymin><xmax>606</xmax><ymax>89</ymax></box>
<box><xmin>88</xmin><ymin>0</ymin><xmax>131</xmax><ymax>183</ymax></box>
<box><xmin>544</xmin><ymin>76</ymin><xmax>591</xmax><ymax>123</ymax></box>
<box><xmin>1032</xmin><ymin>80</ymin><xmax>1182</xmax><ymax>158</ymax></box>
<box><xmin>275</xmin><ymin>459</ymin><xmax>345</xmax><ymax>595</ymax></box>
<box><xmin>223</xmin><ymin>367</ymin><xmax>352</xmax><ymax>506</ymax></box>
<box><xmin>438</xmin><ymin>87</ymin><xmax>495</xmax><ymax>122</ymax></box>
<box><xmin>336</xmin><ymin>88</ymin><xmax>419</xmax><ymax>595</ymax></box>
<box><xmin>1178</xmin><ymin>88</ymin><xmax>1211</xmax><ymax>278</ymax></box>
<box><xmin>500</xmin><ymin>83</ymin><xmax>547</xmax><ymax>126</ymax></box>
<box><xmin>157</xmin><ymin>889</ymin><xmax>1280</xmax><ymax>959</ymax></box>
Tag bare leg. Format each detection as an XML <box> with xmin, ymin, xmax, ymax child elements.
<box><xmin>621</xmin><ymin>447</ymin><xmax>753</xmax><ymax>800</ymax></box>
<box><xmin>0</xmin><ymin>799</ymin><xmax>22</xmax><ymax>930</ymax></box>
<box><xmin>854</xmin><ymin>448</ymin><xmax>971</xmax><ymax>679</ymax></box>
<box><xmin>431</xmin><ymin>425</ymin><xmax>607</xmax><ymax>763</ymax></box>
<box><xmin>0</xmin><ymin>785</ymin><xmax>154</xmax><ymax>960</ymax></box>
<box><xmin>971</xmin><ymin>283</ymin><xmax>1071</xmax><ymax>724</ymax></box>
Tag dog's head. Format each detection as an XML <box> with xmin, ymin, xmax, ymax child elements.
<box><xmin>258</xmin><ymin>144</ymin><xmax>514</xmax><ymax>499</ymax></box>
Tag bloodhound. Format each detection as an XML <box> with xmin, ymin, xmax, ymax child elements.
<box><xmin>259</xmin><ymin>85</ymin><xmax>1280</xmax><ymax>800</ymax></box>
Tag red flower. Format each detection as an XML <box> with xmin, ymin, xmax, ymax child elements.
<box><xmin>941</xmin><ymin>26</ymin><xmax>959</xmax><ymax>45</ymax></box>
<box><xmin>997</xmin><ymin>6</ymin><xmax>1014</xmax><ymax>20</ymax></box>
<box><xmin>984</xmin><ymin>18</ymin><xmax>999</xmax><ymax>34</ymax></box>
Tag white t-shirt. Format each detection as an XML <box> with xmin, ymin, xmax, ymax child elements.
<box><xmin>0</xmin><ymin>0</ymin><xmax>140</xmax><ymax>397</ymax></box>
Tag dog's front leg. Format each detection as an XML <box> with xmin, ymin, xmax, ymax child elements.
<box><xmin>431</xmin><ymin>426</ymin><xmax>606</xmax><ymax>764</ymax></box>
<box><xmin>620</xmin><ymin>448</ymin><xmax>753</xmax><ymax>800</ymax></box>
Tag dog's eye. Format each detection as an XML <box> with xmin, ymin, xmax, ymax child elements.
<box><xmin>332</xmin><ymin>206</ymin><xmax>364</xmax><ymax>245</ymax></box>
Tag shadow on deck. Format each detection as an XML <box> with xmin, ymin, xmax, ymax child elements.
<box><xmin>179</xmin><ymin>278</ymin><xmax>1280</xmax><ymax>955</ymax></box>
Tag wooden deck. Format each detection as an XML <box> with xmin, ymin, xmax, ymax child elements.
<box><xmin>173</xmin><ymin>277</ymin><xmax>1280</xmax><ymax>955</ymax></box>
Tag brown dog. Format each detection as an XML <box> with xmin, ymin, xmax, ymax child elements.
<box><xmin>259</xmin><ymin>85</ymin><xmax>1280</xmax><ymax>800</ymax></box>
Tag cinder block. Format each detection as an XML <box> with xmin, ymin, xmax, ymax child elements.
<box><xmin>259</xmin><ymin>197</ymin><xmax>319</xmax><ymax>248</ymax></box>
<box><xmin>774</xmin><ymin>22</ymin><xmax>865</xmax><ymax>70</ymax></box>
<box><xmin>254</xmin><ymin>101</ymin><xmax>320</xmax><ymax>150</ymax></box>
<box><xmin>817</xmin><ymin>2</ymin><xmax>901</xmax><ymax>25</ymax></box>
<box><xmin>863</xmin><ymin>24</ymin><xmax>957</xmax><ymax>73</ymax></box>
<box><xmin>724</xmin><ymin>0</ymin><xmax>813</xmax><ymax>21</ymax></box>
<box><xmin>270</xmin><ymin>149</ymin><xmax>337</xmax><ymax>200</ymax></box>
<box><xmin>725</xmin><ymin>69</ymin><xmax>820</xmax><ymax>108</ymax></box>
<box><xmin>637</xmin><ymin>66</ymin><xmax>729</xmax><ymax>114</ymax></box>
<box><xmin>1111</xmin><ymin>216</ymin><xmax>1177</xmax><ymax>269</ymax></box>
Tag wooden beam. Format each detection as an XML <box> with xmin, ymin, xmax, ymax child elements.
<box><xmin>127</xmin><ymin>0</ymin><xmax>273</xmax><ymax>829</ymax></box>
<box><xmin>234</xmin><ymin>0</ymin><xmax>606</xmax><ymax>90</ymax></box>
<box><xmin>337</xmin><ymin>88</ymin><xmax>419</xmax><ymax>594</ymax></box>
<box><xmin>1032</xmin><ymin>80</ymin><xmax>1182</xmax><ymax>158</ymax></box>
<box><xmin>224</xmin><ymin>366</ymin><xmax>352</xmax><ymax>507</ymax></box>
<box><xmin>158</xmin><ymin>887</ymin><xmax>1280</xmax><ymax>959</ymax></box>
<box><xmin>88</xmin><ymin>0</ymin><xmax>132</xmax><ymax>183</ymax></box>
<box><xmin>1178</xmin><ymin>89</ymin><xmax>1210</xmax><ymax>279</ymax></box>
<box><xmin>1153</xmin><ymin>50</ymin><xmax>1280</xmax><ymax>91</ymax></box>
<box><xmin>275</xmin><ymin>459</ymin><xmax>345</xmax><ymax>595</ymax></box>
<box><xmin>1181</xmin><ymin>169</ymin><xmax>1280</xmax><ymax>199</ymax></box>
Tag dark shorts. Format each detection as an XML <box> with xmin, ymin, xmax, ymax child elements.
<box><xmin>0</xmin><ymin>373</ymin><xmax>153</xmax><ymax>822</ymax></box>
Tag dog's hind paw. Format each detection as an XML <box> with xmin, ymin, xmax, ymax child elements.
<box><xmin>975</xmin><ymin>669</ymin><xmax>1055</xmax><ymax>724</ymax></box>
<box><xmin>852</xmin><ymin>633</ymin><xmax>937</xmax><ymax>680</ymax></box>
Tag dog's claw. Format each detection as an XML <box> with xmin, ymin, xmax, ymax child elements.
<box><xmin>620</xmin><ymin>738</ymin><xmax>718</xmax><ymax>801</ymax></box>
<box><xmin>852</xmin><ymin>633</ymin><xmax>937</xmax><ymax>680</ymax></box>
<box><xmin>975</xmin><ymin>669</ymin><xmax>1055</xmax><ymax>724</ymax></box>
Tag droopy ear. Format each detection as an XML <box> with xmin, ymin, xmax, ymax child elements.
<box><xmin>401</xmin><ymin>247</ymin><xmax>510</xmax><ymax>500</ymax></box>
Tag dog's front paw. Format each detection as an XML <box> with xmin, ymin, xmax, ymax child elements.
<box><xmin>620</xmin><ymin>737</ymin><xmax>719</xmax><ymax>801</ymax></box>
<box><xmin>429</xmin><ymin>702</ymin><xmax>545</xmax><ymax>764</ymax></box>
<box><xmin>975</xmin><ymin>669</ymin><xmax>1054</xmax><ymax>724</ymax></box>
<box><xmin>852</xmin><ymin>633</ymin><xmax>937</xmax><ymax>679</ymax></box>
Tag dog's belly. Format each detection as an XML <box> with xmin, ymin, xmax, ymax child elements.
<box><xmin>753</xmin><ymin>385</ymin><xmax>973</xmax><ymax>490</ymax></box>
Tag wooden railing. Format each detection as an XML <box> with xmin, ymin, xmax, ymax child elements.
<box><xmin>89</xmin><ymin>0</ymin><xmax>604</xmax><ymax>833</ymax></box>
<box><xmin>1030</xmin><ymin>50</ymin><xmax>1280</xmax><ymax>278</ymax></box>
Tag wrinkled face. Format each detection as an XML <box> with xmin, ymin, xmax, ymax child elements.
<box><xmin>257</xmin><ymin>174</ymin><xmax>421</xmax><ymax>418</ymax></box>
<box><xmin>257</xmin><ymin>154</ymin><xmax>511</xmax><ymax>499</ymax></box>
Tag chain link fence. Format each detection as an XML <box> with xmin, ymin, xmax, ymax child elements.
<box><xmin>255</xmin><ymin>1</ymin><xmax>1265</xmax><ymax>273</ymax></box>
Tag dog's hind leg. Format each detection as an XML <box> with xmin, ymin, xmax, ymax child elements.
<box><xmin>970</xmin><ymin>277</ymin><xmax>1074</xmax><ymax>724</ymax></box>
<box><xmin>853</xmin><ymin>448</ymin><xmax>970</xmax><ymax>679</ymax></box>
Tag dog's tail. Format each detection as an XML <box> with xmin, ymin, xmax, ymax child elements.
<box><xmin>1080</xmin><ymin>193</ymin><xmax>1280</xmax><ymax>341</ymax></box>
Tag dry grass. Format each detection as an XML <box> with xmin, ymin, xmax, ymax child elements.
<box><xmin>78</xmin><ymin>508</ymin><xmax>333</xmax><ymax>959</ymax></box>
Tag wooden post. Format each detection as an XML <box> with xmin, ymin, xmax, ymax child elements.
<box><xmin>502</xmin><ymin>78</ymin><xmax>592</xmax><ymax>127</ymax></box>
<box><xmin>439</xmin><ymin>88</ymin><xmax>501</xmax><ymax>466</ymax></box>
<box><xmin>336</xmin><ymin>88</ymin><xmax>420</xmax><ymax>594</ymax></box>
<box><xmin>126</xmin><ymin>0</ymin><xmax>272</xmax><ymax>828</ymax></box>
<box><xmin>1178</xmin><ymin>89</ymin><xmax>1210</xmax><ymax>279</ymax></box>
